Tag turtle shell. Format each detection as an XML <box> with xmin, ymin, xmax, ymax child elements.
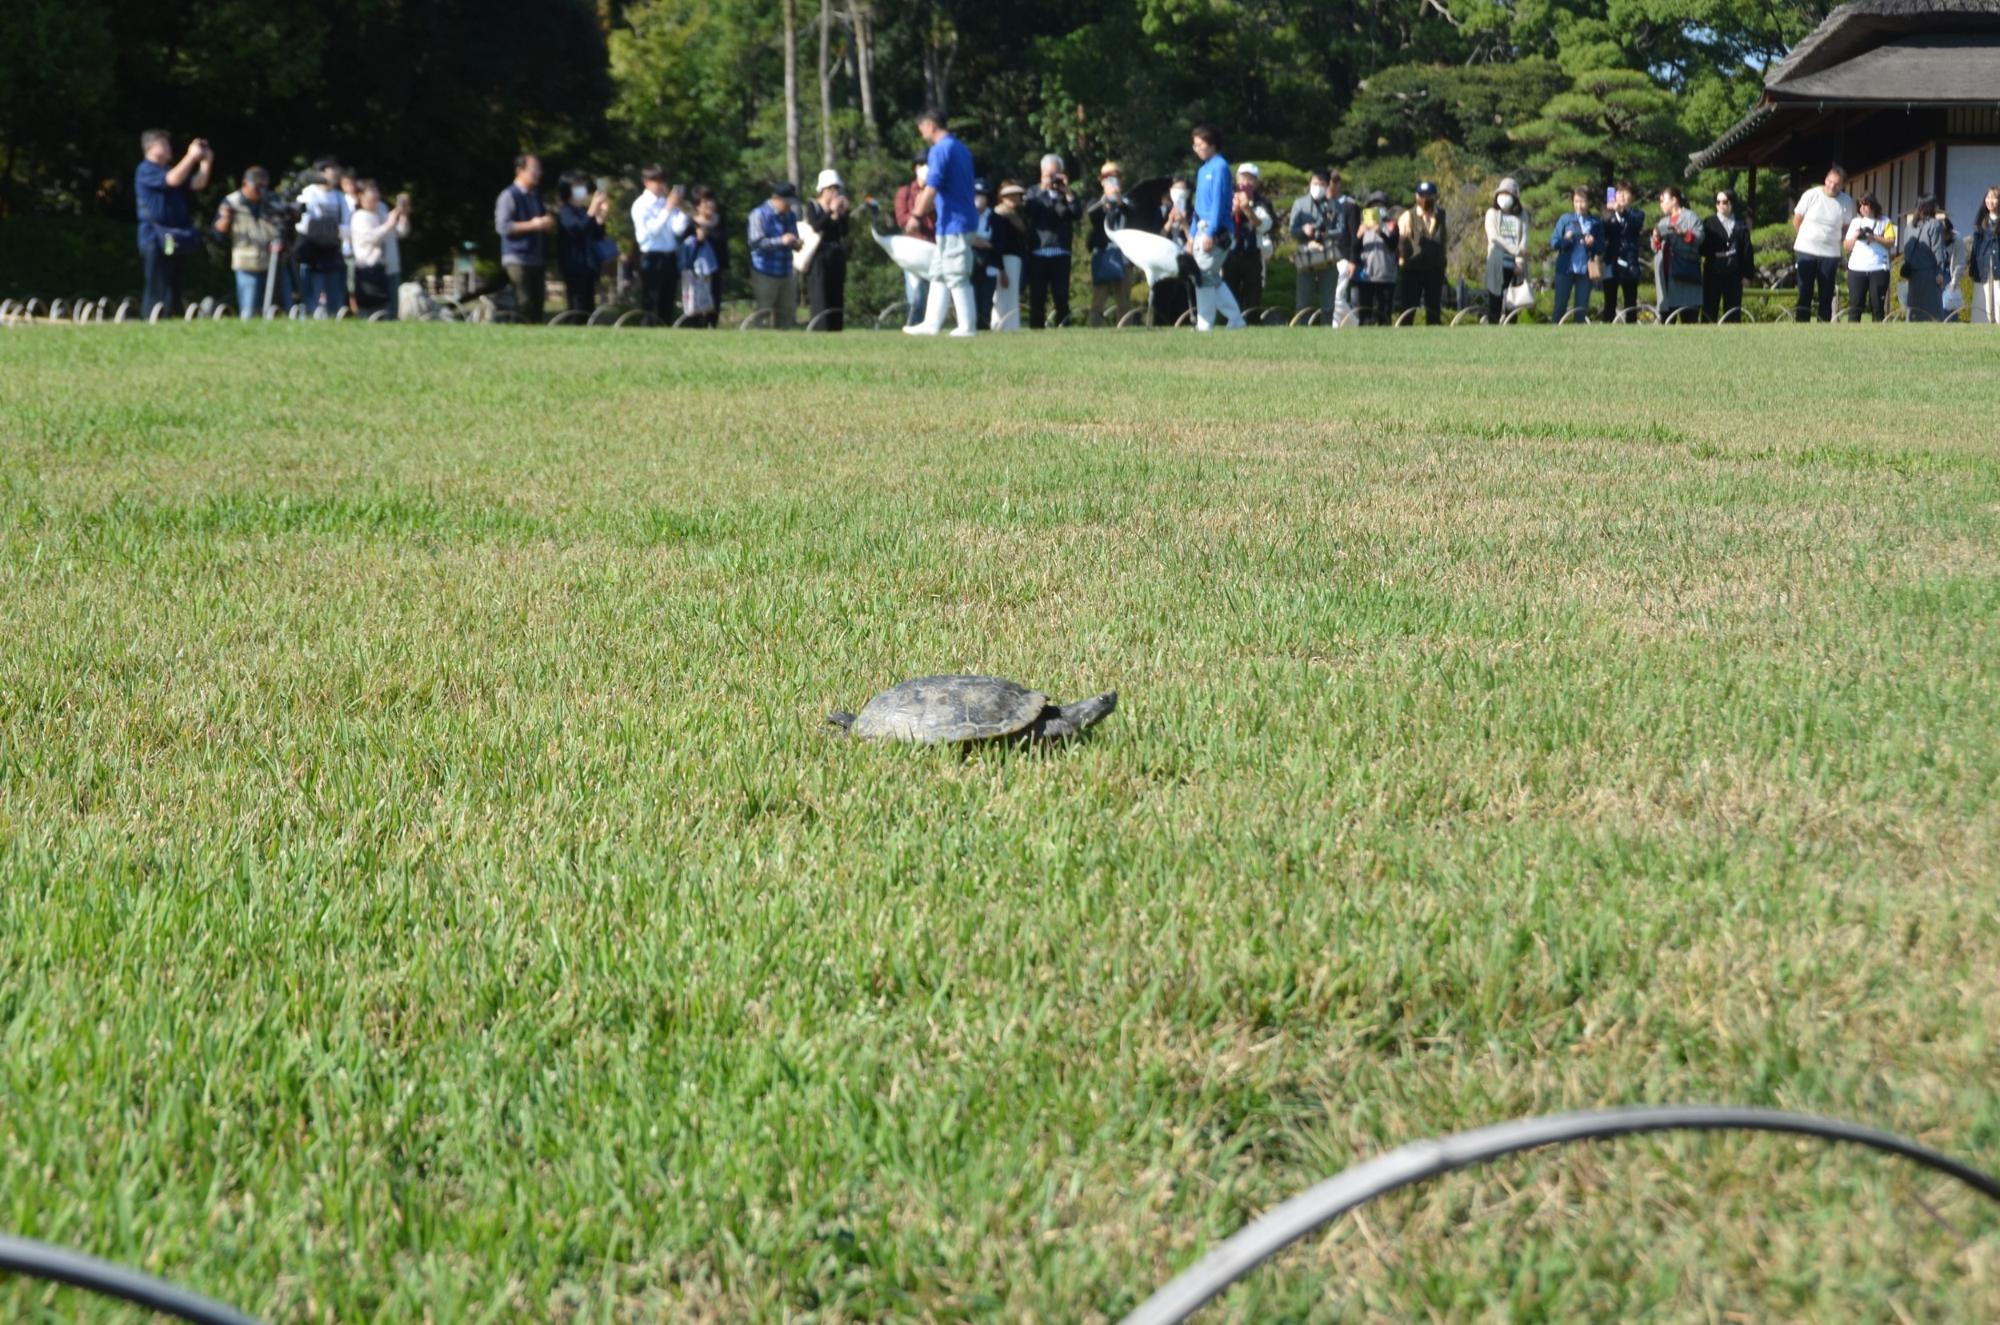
<box><xmin>848</xmin><ymin>675</ymin><xmax>1050</xmax><ymax>744</ymax></box>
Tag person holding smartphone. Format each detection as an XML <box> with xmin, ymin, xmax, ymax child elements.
<box><xmin>135</xmin><ymin>130</ymin><xmax>211</xmax><ymax>319</ymax></box>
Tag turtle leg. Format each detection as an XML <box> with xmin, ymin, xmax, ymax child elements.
<box><xmin>1032</xmin><ymin>691</ymin><xmax>1117</xmax><ymax>741</ymax></box>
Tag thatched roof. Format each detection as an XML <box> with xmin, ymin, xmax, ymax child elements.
<box><xmin>1691</xmin><ymin>0</ymin><xmax>2000</xmax><ymax>171</ymax></box>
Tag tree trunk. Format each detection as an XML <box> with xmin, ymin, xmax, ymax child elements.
<box><xmin>849</xmin><ymin>1</ymin><xmax>877</xmax><ymax>145</ymax></box>
<box><xmin>783</xmin><ymin>0</ymin><xmax>801</xmax><ymax>187</ymax></box>
<box><xmin>818</xmin><ymin>0</ymin><xmax>835</xmax><ymax>169</ymax></box>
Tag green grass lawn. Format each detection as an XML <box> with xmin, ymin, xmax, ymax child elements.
<box><xmin>2</xmin><ymin>323</ymin><xmax>1997</xmax><ymax>1322</ymax></box>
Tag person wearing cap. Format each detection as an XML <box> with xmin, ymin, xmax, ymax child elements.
<box><xmin>1355</xmin><ymin>190</ymin><xmax>1399</xmax><ymax>325</ymax></box>
<box><xmin>906</xmin><ymin>106</ymin><xmax>979</xmax><ymax>336</ymax></box>
<box><xmin>1396</xmin><ymin>180</ymin><xmax>1448</xmax><ymax>324</ymax></box>
<box><xmin>1024</xmin><ymin>153</ymin><xmax>1080</xmax><ymax>329</ymax></box>
<box><xmin>1325</xmin><ymin>169</ymin><xmax>1363</xmax><ymax>327</ymax></box>
<box><xmin>1224</xmin><ymin>162</ymin><xmax>1275</xmax><ymax>314</ymax></box>
<box><xmin>1187</xmin><ymin>123</ymin><xmax>1246</xmax><ymax>331</ymax></box>
<box><xmin>747</xmin><ymin>180</ymin><xmax>802</xmax><ymax>329</ymax></box>
<box><xmin>802</xmin><ymin>168</ymin><xmax>851</xmax><ymax>331</ymax></box>
<box><xmin>1289</xmin><ymin>169</ymin><xmax>1339</xmax><ymax>322</ymax></box>
<box><xmin>1482</xmin><ymin>176</ymin><xmax>1531</xmax><ymax>322</ymax></box>
<box><xmin>894</xmin><ymin>157</ymin><xmax>934</xmax><ymax>326</ymax></box>
<box><xmin>988</xmin><ymin>180</ymin><xmax>1029</xmax><ymax>331</ymax></box>
<box><xmin>1085</xmin><ymin>161</ymin><xmax>1137</xmax><ymax>327</ymax></box>
<box><xmin>971</xmin><ymin>178</ymin><xmax>998</xmax><ymax>331</ymax></box>
<box><xmin>632</xmin><ymin>166</ymin><xmax>686</xmax><ymax>324</ymax></box>
<box><xmin>1549</xmin><ymin>184</ymin><xmax>1601</xmax><ymax>322</ymax></box>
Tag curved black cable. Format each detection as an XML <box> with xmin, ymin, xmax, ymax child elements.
<box><xmin>0</xmin><ymin>1234</ymin><xmax>262</xmax><ymax>1325</ymax></box>
<box><xmin>1118</xmin><ymin>1105</ymin><xmax>2000</xmax><ymax>1325</ymax></box>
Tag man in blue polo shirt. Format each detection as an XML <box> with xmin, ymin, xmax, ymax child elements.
<box><xmin>1188</xmin><ymin>123</ymin><xmax>1245</xmax><ymax>331</ymax></box>
<box><xmin>135</xmin><ymin>129</ymin><xmax>212</xmax><ymax>319</ymax></box>
<box><xmin>905</xmin><ymin>106</ymin><xmax>978</xmax><ymax>337</ymax></box>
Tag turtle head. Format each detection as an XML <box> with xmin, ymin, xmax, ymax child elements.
<box><xmin>1035</xmin><ymin>691</ymin><xmax>1117</xmax><ymax>741</ymax></box>
<box><xmin>826</xmin><ymin>710</ymin><xmax>857</xmax><ymax>733</ymax></box>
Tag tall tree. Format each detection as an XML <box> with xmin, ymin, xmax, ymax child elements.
<box><xmin>850</xmin><ymin>1</ymin><xmax>878</xmax><ymax>145</ymax></box>
<box><xmin>819</xmin><ymin>0</ymin><xmax>836</xmax><ymax>169</ymax></box>
<box><xmin>783</xmin><ymin>0</ymin><xmax>802</xmax><ymax>185</ymax></box>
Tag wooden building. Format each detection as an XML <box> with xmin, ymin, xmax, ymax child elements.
<box><xmin>1692</xmin><ymin>0</ymin><xmax>2000</xmax><ymax>230</ymax></box>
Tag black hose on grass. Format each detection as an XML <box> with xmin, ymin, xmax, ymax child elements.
<box><xmin>1118</xmin><ymin>1105</ymin><xmax>2000</xmax><ymax>1325</ymax></box>
<box><xmin>0</xmin><ymin>1234</ymin><xmax>261</xmax><ymax>1325</ymax></box>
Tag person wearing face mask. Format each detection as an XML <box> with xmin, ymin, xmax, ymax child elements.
<box><xmin>1396</xmin><ymin>180</ymin><xmax>1447</xmax><ymax>325</ymax></box>
<box><xmin>351</xmin><ymin>179</ymin><xmax>412</xmax><ymax>318</ymax></box>
<box><xmin>1086</xmin><ymin>161</ymin><xmax>1137</xmax><ymax>326</ymax></box>
<box><xmin>1482</xmin><ymin>176</ymin><xmax>1530</xmax><ymax>323</ymax></box>
<box><xmin>632</xmin><ymin>165</ymin><xmax>684</xmax><ymax>324</ymax></box>
<box><xmin>1153</xmin><ymin>175</ymin><xmax>1194</xmax><ymax>328</ymax></box>
<box><xmin>1969</xmin><ymin>185</ymin><xmax>2000</xmax><ymax>324</ymax></box>
<box><xmin>1289</xmin><ymin>169</ymin><xmax>1338</xmax><ymax>321</ymax></box>
<box><xmin>894</xmin><ymin>157</ymin><xmax>934</xmax><ymax>327</ymax></box>
<box><xmin>555</xmin><ymin>170</ymin><xmax>611</xmax><ymax>316</ymax></box>
<box><xmin>1700</xmin><ymin>189</ymin><xmax>1753</xmax><ymax>323</ymax></box>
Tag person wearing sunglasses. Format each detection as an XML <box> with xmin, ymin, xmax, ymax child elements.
<box><xmin>1700</xmin><ymin>190</ymin><xmax>1754</xmax><ymax>323</ymax></box>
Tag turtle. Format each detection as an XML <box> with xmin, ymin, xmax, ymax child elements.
<box><xmin>828</xmin><ymin>675</ymin><xmax>1117</xmax><ymax>745</ymax></box>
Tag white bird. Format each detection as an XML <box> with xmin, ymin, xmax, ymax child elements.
<box><xmin>1108</xmin><ymin>225</ymin><xmax>1186</xmax><ymax>285</ymax></box>
<box><xmin>861</xmin><ymin>198</ymin><xmax>937</xmax><ymax>280</ymax></box>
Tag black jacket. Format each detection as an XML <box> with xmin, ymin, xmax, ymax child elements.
<box><xmin>1601</xmin><ymin>205</ymin><xmax>1647</xmax><ymax>277</ymax></box>
<box><xmin>1085</xmin><ymin>193</ymin><xmax>1130</xmax><ymax>253</ymax></box>
<box><xmin>1699</xmin><ymin>213</ymin><xmax>1754</xmax><ymax>280</ymax></box>
<box><xmin>1023</xmin><ymin>185</ymin><xmax>1079</xmax><ymax>252</ymax></box>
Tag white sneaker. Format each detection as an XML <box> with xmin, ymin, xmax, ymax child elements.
<box><xmin>903</xmin><ymin>325</ymin><xmax>938</xmax><ymax>336</ymax></box>
<box><xmin>948</xmin><ymin>328</ymin><xmax>977</xmax><ymax>338</ymax></box>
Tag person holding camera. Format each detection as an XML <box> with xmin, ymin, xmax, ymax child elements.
<box><xmin>556</xmin><ymin>171</ymin><xmax>612</xmax><ymax>317</ymax></box>
<box><xmin>135</xmin><ymin>130</ymin><xmax>211</xmax><ymax>319</ymax></box>
<box><xmin>1289</xmin><ymin>170</ymin><xmax>1338</xmax><ymax>322</ymax></box>
<box><xmin>1085</xmin><ymin>162</ymin><xmax>1137</xmax><ymax>327</ymax></box>
<box><xmin>215</xmin><ymin>166</ymin><xmax>279</xmax><ymax>318</ymax></box>
<box><xmin>1023</xmin><ymin>154</ymin><xmax>1079</xmax><ymax>329</ymax></box>
<box><xmin>495</xmin><ymin>154</ymin><xmax>556</xmax><ymax>323</ymax></box>
<box><xmin>351</xmin><ymin>180</ymin><xmax>410</xmax><ymax>318</ymax></box>
<box><xmin>296</xmin><ymin>158</ymin><xmax>353</xmax><ymax>316</ymax></box>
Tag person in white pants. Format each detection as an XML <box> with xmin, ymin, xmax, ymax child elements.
<box><xmin>1187</xmin><ymin>122</ymin><xmax>1245</xmax><ymax>331</ymax></box>
<box><xmin>904</xmin><ymin>106</ymin><xmax>980</xmax><ymax>337</ymax></box>
<box><xmin>989</xmin><ymin>181</ymin><xmax>1027</xmax><ymax>331</ymax></box>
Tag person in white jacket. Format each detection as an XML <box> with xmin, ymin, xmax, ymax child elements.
<box><xmin>349</xmin><ymin>180</ymin><xmax>410</xmax><ymax>317</ymax></box>
<box><xmin>631</xmin><ymin>165</ymin><xmax>688</xmax><ymax>323</ymax></box>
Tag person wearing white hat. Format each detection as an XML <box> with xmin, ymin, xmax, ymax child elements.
<box><xmin>802</xmin><ymin>168</ymin><xmax>850</xmax><ymax>331</ymax></box>
<box><xmin>1225</xmin><ymin>161</ymin><xmax>1274</xmax><ymax>313</ymax></box>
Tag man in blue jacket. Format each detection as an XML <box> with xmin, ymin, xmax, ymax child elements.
<box><xmin>906</xmin><ymin>106</ymin><xmax>979</xmax><ymax>336</ymax></box>
<box><xmin>1188</xmin><ymin>123</ymin><xmax>1245</xmax><ymax>331</ymax></box>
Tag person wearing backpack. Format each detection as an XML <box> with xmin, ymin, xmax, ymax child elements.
<box><xmin>295</xmin><ymin>159</ymin><xmax>352</xmax><ymax>316</ymax></box>
<box><xmin>1651</xmin><ymin>185</ymin><xmax>1703</xmax><ymax>322</ymax></box>
<box><xmin>135</xmin><ymin>129</ymin><xmax>211</xmax><ymax>320</ymax></box>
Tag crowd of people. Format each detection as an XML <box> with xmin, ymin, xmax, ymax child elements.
<box><xmin>130</xmin><ymin>119</ymin><xmax>2000</xmax><ymax>330</ymax></box>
